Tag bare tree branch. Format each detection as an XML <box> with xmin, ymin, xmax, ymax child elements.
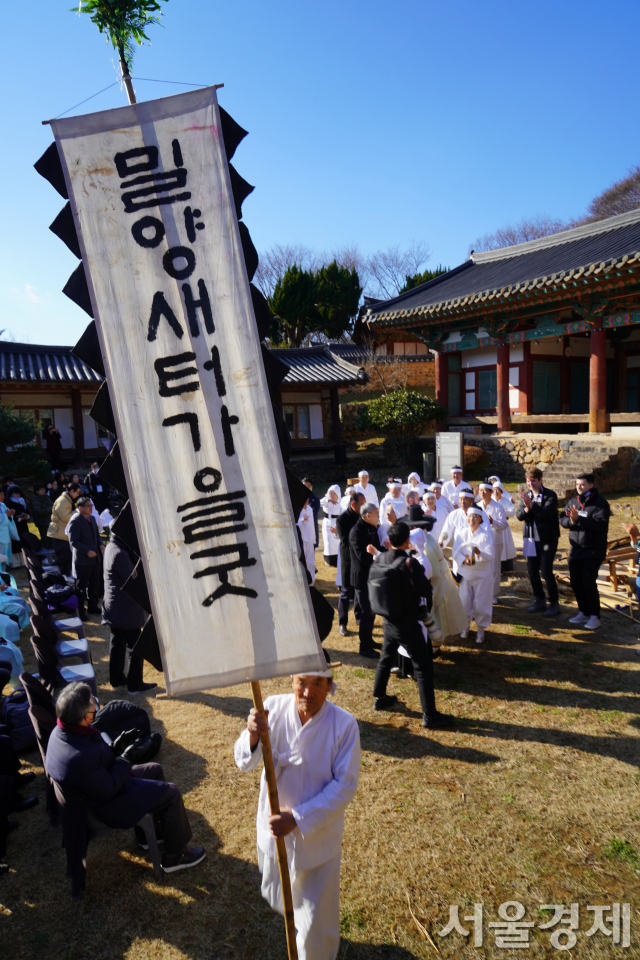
<box><xmin>469</xmin><ymin>214</ymin><xmax>568</xmax><ymax>253</ymax></box>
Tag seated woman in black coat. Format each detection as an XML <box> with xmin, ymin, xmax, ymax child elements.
<box><xmin>46</xmin><ymin>682</ymin><xmax>205</xmax><ymax>875</ymax></box>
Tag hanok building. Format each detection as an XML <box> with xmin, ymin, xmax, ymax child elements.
<box><xmin>364</xmin><ymin>209</ymin><xmax>640</xmax><ymax>435</ymax></box>
<box><xmin>0</xmin><ymin>340</ymin><xmax>365</xmax><ymax>465</ymax></box>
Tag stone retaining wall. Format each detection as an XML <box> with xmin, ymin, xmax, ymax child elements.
<box><xmin>464</xmin><ymin>436</ymin><xmax>564</xmax><ymax>477</ymax></box>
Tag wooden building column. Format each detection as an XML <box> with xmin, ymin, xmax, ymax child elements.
<box><xmin>71</xmin><ymin>387</ymin><xmax>84</xmax><ymax>462</ymax></box>
<box><xmin>435</xmin><ymin>351</ymin><xmax>448</xmax><ymax>430</ymax></box>
<box><xmin>496</xmin><ymin>343</ymin><xmax>511</xmax><ymax>431</ymax></box>
<box><xmin>520</xmin><ymin>341</ymin><xmax>533</xmax><ymax>415</ymax></box>
<box><xmin>617</xmin><ymin>347</ymin><xmax>627</xmax><ymax>413</ymax></box>
<box><xmin>589</xmin><ymin>326</ymin><xmax>608</xmax><ymax>433</ymax></box>
<box><xmin>329</xmin><ymin>386</ymin><xmax>346</xmax><ymax>465</ymax></box>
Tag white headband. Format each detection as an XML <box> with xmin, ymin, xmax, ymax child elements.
<box><xmin>467</xmin><ymin>506</ymin><xmax>483</xmax><ymax>517</ymax></box>
<box><xmin>295</xmin><ymin>670</ymin><xmax>337</xmax><ymax>694</ymax></box>
<box><xmin>451</xmin><ymin>466</ymin><xmax>463</xmax><ymax>472</ymax></box>
<box><xmin>387</xmin><ymin>479</ymin><xmax>402</xmax><ymax>489</ymax></box>
<box><xmin>358</xmin><ymin>470</ymin><xmax>369</xmax><ymax>478</ymax></box>
<box><xmin>431</xmin><ymin>482</ymin><xmax>442</xmax><ymax>489</ymax></box>
<box><xmin>479</xmin><ymin>483</ymin><xmax>493</xmax><ymax>491</ymax></box>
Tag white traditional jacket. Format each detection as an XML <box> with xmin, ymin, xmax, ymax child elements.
<box><xmin>452</xmin><ymin>528</ymin><xmax>494</xmax><ymax>581</ymax></box>
<box><xmin>355</xmin><ymin>481</ymin><xmax>378</xmax><ymax>506</ymax></box>
<box><xmin>234</xmin><ymin>694</ymin><xmax>360</xmax><ymax>871</ymax></box>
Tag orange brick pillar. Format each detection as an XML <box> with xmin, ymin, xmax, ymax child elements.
<box><xmin>589</xmin><ymin>326</ymin><xmax>608</xmax><ymax>433</ymax></box>
<box><xmin>496</xmin><ymin>343</ymin><xmax>511</xmax><ymax>431</ymax></box>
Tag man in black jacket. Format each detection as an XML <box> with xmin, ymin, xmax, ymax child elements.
<box><xmin>349</xmin><ymin>503</ymin><xmax>381</xmax><ymax>658</ymax></box>
<box><xmin>560</xmin><ymin>473</ymin><xmax>611</xmax><ymax>630</ymax></box>
<box><xmin>516</xmin><ymin>468</ymin><xmax>561</xmax><ymax>616</ymax></box>
<box><xmin>84</xmin><ymin>462</ymin><xmax>109</xmax><ymax>513</ymax></box>
<box><xmin>335</xmin><ymin>492</ymin><xmax>365</xmax><ymax>637</ymax></box>
<box><xmin>68</xmin><ymin>498</ymin><xmax>104</xmax><ymax>621</ymax></box>
<box><xmin>103</xmin><ymin>531</ymin><xmax>155</xmax><ymax>694</ymax></box>
<box><xmin>370</xmin><ymin>522</ymin><xmax>453</xmax><ymax>729</ymax></box>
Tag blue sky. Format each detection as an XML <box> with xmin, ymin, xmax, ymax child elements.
<box><xmin>3</xmin><ymin>0</ymin><xmax>640</xmax><ymax>345</ymax></box>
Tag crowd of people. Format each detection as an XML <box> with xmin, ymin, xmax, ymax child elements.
<box><xmin>296</xmin><ymin>465</ymin><xmax>617</xmax><ymax>727</ymax></box>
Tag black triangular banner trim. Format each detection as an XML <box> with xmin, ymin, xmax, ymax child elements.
<box><xmin>34</xmin><ymin>142</ymin><xmax>68</xmax><ymax>199</ymax></box>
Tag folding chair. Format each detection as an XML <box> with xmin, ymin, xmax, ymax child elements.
<box><xmin>20</xmin><ymin>672</ymin><xmax>58</xmax><ymax>824</ymax></box>
<box><xmin>29</xmin><ymin>633</ymin><xmax>96</xmax><ymax>696</ymax></box>
<box><xmin>31</xmin><ymin>614</ymin><xmax>91</xmax><ymax>665</ymax></box>
<box><xmin>28</xmin><ymin>592</ymin><xmax>86</xmax><ymax>641</ymax></box>
<box><xmin>52</xmin><ymin>779</ymin><xmax>163</xmax><ymax>899</ymax></box>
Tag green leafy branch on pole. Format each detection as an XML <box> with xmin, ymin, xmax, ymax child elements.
<box><xmin>355</xmin><ymin>390</ymin><xmax>446</xmax><ymax>464</ymax></box>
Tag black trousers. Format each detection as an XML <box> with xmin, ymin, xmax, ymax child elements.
<box><xmin>132</xmin><ymin>762</ymin><xmax>192</xmax><ymax>858</ymax></box>
<box><xmin>569</xmin><ymin>555</ymin><xmax>602</xmax><ymax>618</ymax></box>
<box><xmin>338</xmin><ymin>584</ymin><xmax>362</xmax><ymax>626</ymax></box>
<box><xmin>527</xmin><ymin>539</ymin><xmax>558</xmax><ymax>604</ymax></box>
<box><xmin>76</xmin><ymin>563</ymin><xmax>101</xmax><ymax>609</ymax></box>
<box><xmin>53</xmin><ymin>539</ymin><xmax>72</xmax><ymax>576</ymax></box>
<box><xmin>109</xmin><ymin>627</ymin><xmax>144</xmax><ymax>689</ymax></box>
<box><xmin>354</xmin><ymin>588</ymin><xmax>374</xmax><ymax>652</ymax></box>
<box><xmin>373</xmin><ymin>622</ymin><xmax>437</xmax><ymax>719</ymax></box>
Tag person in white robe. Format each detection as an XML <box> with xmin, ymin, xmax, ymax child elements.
<box><xmin>354</xmin><ymin>471</ymin><xmax>378</xmax><ymax>506</ymax></box>
<box><xmin>442</xmin><ymin>466</ymin><xmax>467</xmax><ymax>508</ymax></box>
<box><xmin>492</xmin><ymin>482</ymin><xmax>517</xmax><ymax>566</ymax></box>
<box><xmin>422</xmin><ymin>490</ymin><xmax>447</xmax><ymax>541</ymax></box>
<box><xmin>339</xmin><ymin>486</ymin><xmax>355</xmax><ymax>513</ymax></box>
<box><xmin>319</xmin><ymin>485</ymin><xmax>341</xmax><ymax>567</ymax></box>
<box><xmin>424</xmin><ymin>532</ymin><xmax>469</xmax><ymax>640</ymax></box>
<box><xmin>402</xmin><ymin>472</ymin><xmax>427</xmax><ymax>497</ymax></box>
<box><xmin>297</xmin><ymin>500</ymin><xmax>316</xmax><ymax>585</ymax></box>
<box><xmin>379</xmin><ymin>480</ymin><xmax>407</xmax><ymax>521</ymax></box>
<box><xmin>439</xmin><ymin>490</ymin><xmax>490</xmax><ymax>576</ymax></box>
<box><xmin>0</xmin><ymin>495</ymin><xmax>20</xmax><ymax>572</ymax></box>
<box><xmin>431</xmin><ymin>480</ymin><xmax>454</xmax><ymax>513</ymax></box>
<box><xmin>453</xmin><ymin>508</ymin><xmax>494</xmax><ymax>643</ymax></box>
<box><xmin>477</xmin><ymin>483</ymin><xmax>508</xmax><ymax>602</ymax></box>
<box><xmin>235</xmin><ymin>671</ymin><xmax>360</xmax><ymax>960</ymax></box>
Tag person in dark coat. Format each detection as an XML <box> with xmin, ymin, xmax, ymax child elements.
<box><xmin>45</xmin><ymin>682</ymin><xmax>205</xmax><ymax>875</ymax></box>
<box><xmin>30</xmin><ymin>483</ymin><xmax>53</xmax><ymax>548</ymax></box>
<box><xmin>348</xmin><ymin>503</ymin><xmax>381</xmax><ymax>658</ymax></box>
<box><xmin>516</xmin><ymin>467</ymin><xmax>561</xmax><ymax>616</ymax></box>
<box><xmin>68</xmin><ymin>498</ymin><xmax>103</xmax><ymax>620</ymax></box>
<box><xmin>85</xmin><ymin>462</ymin><xmax>108</xmax><ymax>513</ymax></box>
<box><xmin>43</xmin><ymin>424</ymin><xmax>63</xmax><ymax>472</ymax></box>
<box><xmin>302</xmin><ymin>479</ymin><xmax>321</xmax><ymax>548</ymax></box>
<box><xmin>335</xmin><ymin>492</ymin><xmax>365</xmax><ymax>637</ymax></box>
<box><xmin>370</xmin><ymin>522</ymin><xmax>454</xmax><ymax>729</ymax></box>
<box><xmin>559</xmin><ymin>472</ymin><xmax>611</xmax><ymax>631</ymax></box>
<box><xmin>103</xmin><ymin>531</ymin><xmax>155</xmax><ymax>694</ymax></box>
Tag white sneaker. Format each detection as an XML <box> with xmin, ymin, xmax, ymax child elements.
<box><xmin>569</xmin><ymin>612</ymin><xmax>588</xmax><ymax>624</ymax></box>
<box><xmin>460</xmin><ymin>631</ymin><xmax>468</xmax><ymax>639</ymax></box>
<box><xmin>585</xmin><ymin>616</ymin><xmax>601</xmax><ymax>630</ymax></box>
<box><xmin>476</xmin><ymin>632</ymin><xmax>484</xmax><ymax>644</ymax></box>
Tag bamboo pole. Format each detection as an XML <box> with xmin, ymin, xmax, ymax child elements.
<box><xmin>250</xmin><ymin>681</ymin><xmax>298</xmax><ymax>960</ymax></box>
<box><xmin>120</xmin><ymin>57</ymin><xmax>137</xmax><ymax>105</ymax></box>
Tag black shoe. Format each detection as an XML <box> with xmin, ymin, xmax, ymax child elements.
<box><xmin>373</xmin><ymin>694</ymin><xmax>399</xmax><ymax>711</ymax></box>
<box><xmin>339</xmin><ymin>625</ymin><xmax>348</xmax><ymax>637</ymax></box>
<box><xmin>422</xmin><ymin>712</ymin><xmax>455</xmax><ymax>729</ymax></box>
<box><xmin>110</xmin><ymin>680</ymin><xmax>127</xmax><ymax>690</ymax></box>
<box><xmin>162</xmin><ymin>845</ymin><xmax>206</xmax><ymax>873</ymax></box>
<box><xmin>527</xmin><ymin>599</ymin><xmax>546</xmax><ymax>614</ymax></box>
<box><xmin>544</xmin><ymin>603</ymin><xmax>561</xmax><ymax>617</ymax></box>
<box><xmin>17</xmin><ymin>772</ymin><xmax>35</xmax><ymax>786</ymax></box>
<box><xmin>87</xmin><ymin>605</ymin><xmax>101</xmax><ymax>615</ymax></box>
<box><xmin>128</xmin><ymin>682</ymin><xmax>158</xmax><ymax>695</ymax></box>
<box><xmin>9</xmin><ymin>795</ymin><xmax>39</xmax><ymax>814</ymax></box>
<box><xmin>77</xmin><ymin>609</ymin><xmax>88</xmax><ymax>623</ymax></box>
<box><xmin>360</xmin><ymin>649</ymin><xmax>380</xmax><ymax>659</ymax></box>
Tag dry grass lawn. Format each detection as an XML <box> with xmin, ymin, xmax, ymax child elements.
<box><xmin>3</xmin><ymin>491</ymin><xmax>640</xmax><ymax>958</ymax></box>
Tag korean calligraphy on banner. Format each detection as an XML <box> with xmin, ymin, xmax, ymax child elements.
<box><xmin>50</xmin><ymin>87</ymin><xmax>326</xmax><ymax>695</ymax></box>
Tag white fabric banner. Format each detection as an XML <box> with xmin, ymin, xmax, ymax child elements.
<box><xmin>52</xmin><ymin>87</ymin><xmax>325</xmax><ymax>695</ymax></box>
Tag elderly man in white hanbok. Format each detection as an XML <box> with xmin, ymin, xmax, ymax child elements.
<box><xmin>442</xmin><ymin>466</ymin><xmax>466</xmax><ymax>508</ymax></box>
<box><xmin>439</xmin><ymin>489</ymin><xmax>491</xmax><ymax>576</ymax></box>
<box><xmin>422</xmin><ymin>490</ymin><xmax>447</xmax><ymax>541</ymax></box>
<box><xmin>453</xmin><ymin>508</ymin><xmax>494</xmax><ymax>643</ymax></box>
<box><xmin>379</xmin><ymin>480</ymin><xmax>407</xmax><ymax>521</ymax></box>
<box><xmin>354</xmin><ymin>470</ymin><xmax>378</xmax><ymax>506</ymax></box>
<box><xmin>478</xmin><ymin>483</ymin><xmax>508</xmax><ymax>602</ymax></box>
<box><xmin>431</xmin><ymin>480</ymin><xmax>454</xmax><ymax>513</ymax></box>
<box><xmin>492</xmin><ymin>482</ymin><xmax>517</xmax><ymax>568</ymax></box>
<box><xmin>235</xmin><ymin>672</ymin><xmax>360</xmax><ymax>960</ymax></box>
<box><xmin>320</xmin><ymin>485</ymin><xmax>341</xmax><ymax>567</ymax></box>
<box><xmin>297</xmin><ymin>500</ymin><xmax>316</xmax><ymax>585</ymax></box>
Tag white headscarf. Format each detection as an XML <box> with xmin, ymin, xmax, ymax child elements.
<box><xmin>293</xmin><ymin>669</ymin><xmax>337</xmax><ymax>695</ymax></box>
<box><xmin>326</xmin><ymin>483</ymin><xmax>341</xmax><ymax>499</ymax></box>
<box><xmin>358</xmin><ymin>470</ymin><xmax>369</xmax><ymax>479</ymax></box>
<box><xmin>408</xmin><ymin>472</ymin><xmax>420</xmax><ymax>483</ymax></box>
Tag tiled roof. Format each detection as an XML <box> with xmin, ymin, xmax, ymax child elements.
<box><xmin>327</xmin><ymin>343</ymin><xmax>432</xmax><ymax>363</ymax></box>
<box><xmin>0</xmin><ymin>342</ymin><xmax>102</xmax><ymax>383</ymax></box>
<box><xmin>272</xmin><ymin>346</ymin><xmax>367</xmax><ymax>386</ymax></box>
<box><xmin>366</xmin><ymin>208</ymin><xmax>640</xmax><ymax>327</ymax></box>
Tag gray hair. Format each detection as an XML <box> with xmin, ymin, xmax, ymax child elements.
<box><xmin>361</xmin><ymin>502</ymin><xmax>378</xmax><ymax>519</ymax></box>
<box><xmin>77</xmin><ymin>497</ymin><xmax>92</xmax><ymax>509</ymax></box>
<box><xmin>56</xmin><ymin>681</ymin><xmax>94</xmax><ymax>725</ymax></box>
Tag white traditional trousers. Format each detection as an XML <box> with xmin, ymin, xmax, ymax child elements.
<box><xmin>258</xmin><ymin>849</ymin><xmax>342</xmax><ymax>960</ymax></box>
<box><xmin>459</xmin><ymin>570</ymin><xmax>494</xmax><ymax>630</ymax></box>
